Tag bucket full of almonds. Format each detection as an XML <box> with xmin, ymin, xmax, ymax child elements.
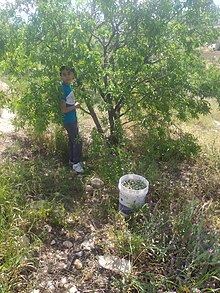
<box><xmin>118</xmin><ymin>174</ymin><xmax>149</xmax><ymax>216</ymax></box>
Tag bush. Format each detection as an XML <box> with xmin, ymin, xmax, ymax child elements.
<box><xmin>88</xmin><ymin>129</ymin><xmax>134</xmax><ymax>184</ymax></box>
<box><xmin>143</xmin><ymin>128</ymin><xmax>201</xmax><ymax>162</ymax></box>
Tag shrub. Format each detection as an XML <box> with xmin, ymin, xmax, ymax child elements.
<box><xmin>88</xmin><ymin>129</ymin><xmax>134</xmax><ymax>184</ymax></box>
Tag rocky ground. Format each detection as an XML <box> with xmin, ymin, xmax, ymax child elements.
<box><xmin>26</xmin><ymin>178</ymin><xmax>127</xmax><ymax>293</ymax></box>
<box><xmin>0</xmin><ymin>80</ymin><xmax>130</xmax><ymax>293</ymax></box>
<box><xmin>1</xmin><ymin>74</ymin><xmax>219</xmax><ymax>292</ymax></box>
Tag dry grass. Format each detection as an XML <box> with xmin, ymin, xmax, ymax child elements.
<box><xmin>201</xmin><ymin>49</ymin><xmax>220</xmax><ymax>65</ymax></box>
<box><xmin>181</xmin><ymin>99</ymin><xmax>220</xmax><ymax>155</ymax></box>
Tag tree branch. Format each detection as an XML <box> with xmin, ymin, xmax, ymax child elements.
<box><xmin>79</xmin><ymin>106</ymin><xmax>90</xmax><ymax>115</ymax></box>
<box><xmin>87</xmin><ymin>21</ymin><xmax>107</xmax><ymax>50</ymax></box>
<box><xmin>72</xmin><ymin>67</ymin><xmax>104</xmax><ymax>133</ymax></box>
<box><xmin>121</xmin><ymin>120</ymin><xmax>137</xmax><ymax>126</ymax></box>
<box><xmin>119</xmin><ymin>95</ymin><xmax>147</xmax><ymax>118</ymax></box>
<box><xmin>91</xmin><ymin>32</ymin><xmax>105</xmax><ymax>47</ymax></box>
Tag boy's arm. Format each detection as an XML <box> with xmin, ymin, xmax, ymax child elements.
<box><xmin>60</xmin><ymin>100</ymin><xmax>80</xmax><ymax>113</ymax></box>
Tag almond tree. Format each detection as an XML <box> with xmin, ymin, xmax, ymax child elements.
<box><xmin>1</xmin><ymin>0</ymin><xmax>220</xmax><ymax>143</ymax></box>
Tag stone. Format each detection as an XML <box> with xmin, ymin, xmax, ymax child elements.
<box><xmin>57</xmin><ymin>262</ymin><xmax>66</xmax><ymax>270</ymax></box>
<box><xmin>54</xmin><ymin>192</ymin><xmax>60</xmax><ymax>196</ymax></box>
<box><xmin>20</xmin><ymin>235</ymin><xmax>30</xmax><ymax>247</ymax></box>
<box><xmin>97</xmin><ymin>255</ymin><xmax>131</xmax><ymax>274</ymax></box>
<box><xmin>47</xmin><ymin>262</ymin><xmax>54</xmax><ymax>274</ymax></box>
<box><xmin>47</xmin><ymin>280</ymin><xmax>55</xmax><ymax>290</ymax></box>
<box><xmin>63</xmin><ymin>240</ymin><xmax>73</xmax><ymax>248</ymax></box>
<box><xmin>50</xmin><ymin>239</ymin><xmax>56</xmax><ymax>245</ymax></box>
<box><xmin>69</xmin><ymin>286</ymin><xmax>79</xmax><ymax>293</ymax></box>
<box><xmin>60</xmin><ymin>277</ymin><xmax>67</xmax><ymax>286</ymax></box>
<box><xmin>75</xmin><ymin>251</ymin><xmax>83</xmax><ymax>257</ymax></box>
<box><xmin>74</xmin><ymin>259</ymin><xmax>83</xmax><ymax>270</ymax></box>
<box><xmin>85</xmin><ymin>184</ymin><xmax>94</xmax><ymax>195</ymax></box>
<box><xmin>90</xmin><ymin>177</ymin><xmax>104</xmax><ymax>189</ymax></box>
<box><xmin>64</xmin><ymin>283</ymin><xmax>70</xmax><ymax>289</ymax></box>
<box><xmin>78</xmin><ymin>230</ymin><xmax>85</xmax><ymax>236</ymax></box>
<box><xmin>81</xmin><ymin>239</ymin><xmax>95</xmax><ymax>251</ymax></box>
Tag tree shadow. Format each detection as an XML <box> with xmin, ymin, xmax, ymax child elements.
<box><xmin>0</xmin><ymin>132</ymin><xmax>85</xmax><ymax>211</ymax></box>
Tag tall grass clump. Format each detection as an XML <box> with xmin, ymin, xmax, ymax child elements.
<box><xmin>112</xmin><ymin>201</ymin><xmax>220</xmax><ymax>292</ymax></box>
<box><xmin>0</xmin><ymin>134</ymin><xmax>69</xmax><ymax>292</ymax></box>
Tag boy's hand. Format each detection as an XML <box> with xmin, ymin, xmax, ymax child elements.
<box><xmin>74</xmin><ymin>102</ymin><xmax>80</xmax><ymax>109</ymax></box>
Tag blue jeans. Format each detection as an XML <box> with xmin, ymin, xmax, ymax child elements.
<box><xmin>64</xmin><ymin>122</ymin><xmax>82</xmax><ymax>164</ymax></box>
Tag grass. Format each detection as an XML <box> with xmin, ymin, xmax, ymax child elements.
<box><xmin>181</xmin><ymin>99</ymin><xmax>220</xmax><ymax>155</ymax></box>
<box><xmin>110</xmin><ymin>201</ymin><xmax>220</xmax><ymax>291</ymax></box>
<box><xmin>0</xmin><ymin>105</ymin><xmax>220</xmax><ymax>292</ymax></box>
<box><xmin>0</xmin><ymin>131</ymin><xmax>85</xmax><ymax>292</ymax></box>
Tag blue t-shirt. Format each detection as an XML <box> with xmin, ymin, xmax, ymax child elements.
<box><xmin>60</xmin><ymin>83</ymin><xmax>77</xmax><ymax>124</ymax></box>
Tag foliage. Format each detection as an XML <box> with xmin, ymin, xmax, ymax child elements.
<box><xmin>0</xmin><ymin>115</ymin><xmax>219</xmax><ymax>291</ymax></box>
<box><xmin>88</xmin><ymin>123</ymin><xmax>202</xmax><ymax>186</ymax></box>
<box><xmin>88</xmin><ymin>128</ymin><xmax>133</xmax><ymax>184</ymax></box>
<box><xmin>0</xmin><ymin>0</ymin><xmax>220</xmax><ymax>142</ymax></box>
<box><xmin>138</xmin><ymin>127</ymin><xmax>201</xmax><ymax>162</ymax></box>
<box><xmin>0</xmin><ymin>130</ymin><xmax>85</xmax><ymax>291</ymax></box>
<box><xmin>112</xmin><ymin>201</ymin><xmax>220</xmax><ymax>291</ymax></box>
<box><xmin>0</xmin><ymin>91</ymin><xmax>4</xmax><ymax>112</ymax></box>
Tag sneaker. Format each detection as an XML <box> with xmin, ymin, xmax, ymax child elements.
<box><xmin>72</xmin><ymin>162</ymin><xmax>84</xmax><ymax>173</ymax></box>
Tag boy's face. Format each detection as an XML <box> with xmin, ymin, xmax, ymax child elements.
<box><xmin>60</xmin><ymin>69</ymin><xmax>74</xmax><ymax>85</ymax></box>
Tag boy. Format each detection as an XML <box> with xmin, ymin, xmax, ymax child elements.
<box><xmin>60</xmin><ymin>66</ymin><xmax>84</xmax><ymax>173</ymax></box>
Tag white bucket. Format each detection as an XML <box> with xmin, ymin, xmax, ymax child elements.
<box><xmin>118</xmin><ymin>174</ymin><xmax>149</xmax><ymax>216</ymax></box>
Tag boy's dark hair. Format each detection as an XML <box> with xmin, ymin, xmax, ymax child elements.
<box><xmin>60</xmin><ymin>66</ymin><xmax>74</xmax><ymax>75</ymax></box>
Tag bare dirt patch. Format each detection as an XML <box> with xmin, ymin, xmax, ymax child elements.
<box><xmin>0</xmin><ymin>110</ymin><xmax>17</xmax><ymax>157</ymax></box>
<box><xmin>202</xmin><ymin>50</ymin><xmax>220</xmax><ymax>64</ymax></box>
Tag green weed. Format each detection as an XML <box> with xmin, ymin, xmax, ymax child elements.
<box><xmin>0</xmin><ymin>129</ymin><xmax>79</xmax><ymax>291</ymax></box>
<box><xmin>88</xmin><ymin>129</ymin><xmax>134</xmax><ymax>184</ymax></box>
<box><xmin>0</xmin><ymin>115</ymin><xmax>219</xmax><ymax>292</ymax></box>
<box><xmin>111</xmin><ymin>201</ymin><xmax>220</xmax><ymax>291</ymax></box>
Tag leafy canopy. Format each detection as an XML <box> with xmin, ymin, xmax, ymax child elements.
<box><xmin>0</xmin><ymin>0</ymin><xmax>220</xmax><ymax>140</ymax></box>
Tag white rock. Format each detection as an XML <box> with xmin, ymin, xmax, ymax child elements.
<box><xmin>31</xmin><ymin>290</ymin><xmax>40</xmax><ymax>293</ymax></box>
<box><xmin>69</xmin><ymin>286</ymin><xmax>79</xmax><ymax>293</ymax></box>
<box><xmin>63</xmin><ymin>240</ymin><xmax>73</xmax><ymax>248</ymax></box>
<box><xmin>192</xmin><ymin>289</ymin><xmax>201</xmax><ymax>293</ymax></box>
<box><xmin>44</xmin><ymin>224</ymin><xmax>52</xmax><ymax>233</ymax></box>
<box><xmin>97</xmin><ymin>255</ymin><xmax>131</xmax><ymax>274</ymax></box>
<box><xmin>57</xmin><ymin>262</ymin><xmax>66</xmax><ymax>270</ymax></box>
<box><xmin>90</xmin><ymin>177</ymin><xmax>104</xmax><ymax>189</ymax></box>
<box><xmin>214</xmin><ymin>120</ymin><xmax>220</xmax><ymax>127</ymax></box>
<box><xmin>39</xmin><ymin>280</ymin><xmax>47</xmax><ymax>288</ymax></box>
<box><xmin>81</xmin><ymin>239</ymin><xmax>95</xmax><ymax>251</ymax></box>
<box><xmin>47</xmin><ymin>280</ymin><xmax>55</xmax><ymax>290</ymax></box>
<box><xmin>74</xmin><ymin>259</ymin><xmax>83</xmax><ymax>270</ymax></box>
<box><xmin>85</xmin><ymin>184</ymin><xmax>94</xmax><ymax>194</ymax></box>
<box><xmin>64</xmin><ymin>283</ymin><xmax>70</xmax><ymax>289</ymax></box>
<box><xmin>50</xmin><ymin>239</ymin><xmax>56</xmax><ymax>245</ymax></box>
<box><xmin>0</xmin><ymin>81</ymin><xmax>9</xmax><ymax>91</ymax></box>
<box><xmin>60</xmin><ymin>277</ymin><xmax>67</xmax><ymax>286</ymax></box>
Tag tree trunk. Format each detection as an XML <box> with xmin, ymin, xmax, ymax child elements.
<box><xmin>108</xmin><ymin>106</ymin><xmax>123</xmax><ymax>145</ymax></box>
<box><xmin>87</xmin><ymin>104</ymin><xmax>104</xmax><ymax>134</ymax></box>
<box><xmin>74</xmin><ymin>74</ymin><xmax>104</xmax><ymax>134</ymax></box>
